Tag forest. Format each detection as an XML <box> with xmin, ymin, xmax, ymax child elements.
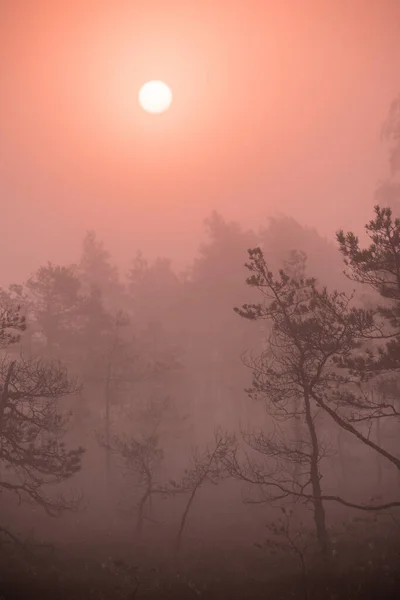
<box><xmin>1</xmin><ymin>99</ymin><xmax>400</xmax><ymax>600</ymax></box>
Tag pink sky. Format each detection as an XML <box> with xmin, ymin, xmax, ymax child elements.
<box><xmin>1</xmin><ymin>0</ymin><xmax>400</xmax><ymax>283</ymax></box>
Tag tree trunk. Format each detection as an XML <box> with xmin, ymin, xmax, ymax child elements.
<box><xmin>292</xmin><ymin>398</ymin><xmax>303</xmax><ymax>489</ymax></box>
<box><xmin>304</xmin><ymin>390</ymin><xmax>331</xmax><ymax>562</ymax></box>
<box><xmin>104</xmin><ymin>363</ymin><xmax>112</xmax><ymax>480</ymax></box>
<box><xmin>337</xmin><ymin>428</ymin><xmax>348</xmax><ymax>493</ymax></box>
<box><xmin>0</xmin><ymin>361</ymin><xmax>15</xmax><ymax>430</ymax></box>
<box><xmin>136</xmin><ymin>491</ymin><xmax>150</xmax><ymax>541</ymax></box>
<box><xmin>175</xmin><ymin>486</ymin><xmax>199</xmax><ymax>555</ymax></box>
<box><xmin>376</xmin><ymin>413</ymin><xmax>383</xmax><ymax>489</ymax></box>
<box><xmin>0</xmin><ymin>361</ymin><xmax>15</xmax><ymax>483</ymax></box>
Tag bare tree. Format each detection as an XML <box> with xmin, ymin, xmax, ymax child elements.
<box><xmin>256</xmin><ymin>507</ymin><xmax>313</xmax><ymax>600</ymax></box>
<box><xmin>172</xmin><ymin>429</ymin><xmax>234</xmax><ymax>555</ymax></box>
<box><xmin>99</xmin><ymin>433</ymin><xmax>169</xmax><ymax>540</ymax></box>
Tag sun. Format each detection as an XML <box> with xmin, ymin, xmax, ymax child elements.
<box><xmin>138</xmin><ymin>80</ymin><xmax>173</xmax><ymax>114</ymax></box>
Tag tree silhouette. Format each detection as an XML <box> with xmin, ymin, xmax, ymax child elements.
<box><xmin>231</xmin><ymin>247</ymin><xmax>400</xmax><ymax>562</ymax></box>
<box><xmin>0</xmin><ymin>304</ymin><xmax>84</xmax><ymax>520</ymax></box>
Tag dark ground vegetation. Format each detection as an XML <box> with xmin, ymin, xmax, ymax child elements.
<box><xmin>0</xmin><ymin>522</ymin><xmax>399</xmax><ymax>600</ymax></box>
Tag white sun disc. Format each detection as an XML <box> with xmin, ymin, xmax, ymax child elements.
<box><xmin>138</xmin><ymin>80</ymin><xmax>173</xmax><ymax>114</ymax></box>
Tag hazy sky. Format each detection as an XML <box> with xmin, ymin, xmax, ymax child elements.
<box><xmin>1</xmin><ymin>1</ymin><xmax>400</xmax><ymax>284</ymax></box>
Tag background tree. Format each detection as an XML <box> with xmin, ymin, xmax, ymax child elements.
<box><xmin>25</xmin><ymin>263</ymin><xmax>83</xmax><ymax>362</ymax></box>
<box><xmin>382</xmin><ymin>95</ymin><xmax>400</xmax><ymax>178</ymax></box>
<box><xmin>79</xmin><ymin>230</ymin><xmax>123</xmax><ymax>310</ymax></box>
<box><xmin>376</xmin><ymin>94</ymin><xmax>400</xmax><ymax>215</ymax></box>
<box><xmin>181</xmin><ymin>212</ymin><xmax>259</xmax><ymax>435</ymax></box>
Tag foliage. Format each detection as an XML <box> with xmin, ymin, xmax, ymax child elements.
<box><xmin>337</xmin><ymin>205</ymin><xmax>400</xmax><ymax>373</ymax></box>
<box><xmin>0</xmin><ymin>303</ymin><xmax>26</xmax><ymax>349</ymax></box>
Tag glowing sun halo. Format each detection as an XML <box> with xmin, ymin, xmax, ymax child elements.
<box><xmin>138</xmin><ymin>80</ymin><xmax>173</xmax><ymax>114</ymax></box>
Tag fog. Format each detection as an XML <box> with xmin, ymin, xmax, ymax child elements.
<box><xmin>1</xmin><ymin>2</ymin><xmax>400</xmax><ymax>599</ymax></box>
